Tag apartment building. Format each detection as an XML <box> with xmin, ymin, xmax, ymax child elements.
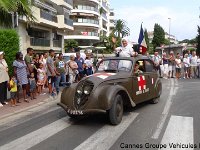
<box><xmin>18</xmin><ymin>0</ymin><xmax>74</xmax><ymax>55</ymax></box>
<box><xmin>65</xmin><ymin>0</ymin><xmax>112</xmax><ymax>48</ymax></box>
<box><xmin>148</xmin><ymin>31</ymin><xmax>178</xmax><ymax>44</ymax></box>
<box><xmin>108</xmin><ymin>8</ymin><xmax>115</xmax><ymax>34</ymax></box>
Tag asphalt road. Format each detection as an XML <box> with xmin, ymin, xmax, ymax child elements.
<box><xmin>0</xmin><ymin>78</ymin><xmax>200</xmax><ymax>150</ymax></box>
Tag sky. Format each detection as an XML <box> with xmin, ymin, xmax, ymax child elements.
<box><xmin>109</xmin><ymin>0</ymin><xmax>200</xmax><ymax>42</ymax></box>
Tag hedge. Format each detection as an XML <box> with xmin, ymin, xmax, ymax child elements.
<box><xmin>0</xmin><ymin>29</ymin><xmax>19</xmax><ymax>75</ymax></box>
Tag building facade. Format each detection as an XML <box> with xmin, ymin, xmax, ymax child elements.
<box><xmin>148</xmin><ymin>31</ymin><xmax>178</xmax><ymax>44</ymax></box>
<box><xmin>18</xmin><ymin>0</ymin><xmax>74</xmax><ymax>55</ymax></box>
<box><xmin>65</xmin><ymin>0</ymin><xmax>113</xmax><ymax>48</ymax></box>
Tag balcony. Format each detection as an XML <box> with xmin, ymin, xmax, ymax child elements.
<box><xmin>102</xmin><ymin>1</ymin><xmax>109</xmax><ymax>11</ymax></box>
<box><xmin>72</xmin><ymin>5</ymin><xmax>99</xmax><ymax>16</ymax></box>
<box><xmin>53</xmin><ymin>40</ymin><xmax>62</xmax><ymax>47</ymax></box>
<box><xmin>50</xmin><ymin>0</ymin><xmax>73</xmax><ymax>9</ymax></box>
<box><xmin>102</xmin><ymin>13</ymin><xmax>108</xmax><ymax>21</ymax></box>
<box><xmin>76</xmin><ymin>5</ymin><xmax>98</xmax><ymax>12</ymax></box>
<box><xmin>76</xmin><ymin>18</ymin><xmax>99</xmax><ymax>25</ymax></box>
<box><xmin>30</xmin><ymin>37</ymin><xmax>50</xmax><ymax>47</ymax></box>
<box><xmin>73</xmin><ymin>18</ymin><xmax>99</xmax><ymax>28</ymax></box>
<box><xmin>57</xmin><ymin>15</ymin><xmax>74</xmax><ymax>30</ymax></box>
<box><xmin>65</xmin><ymin>18</ymin><xmax>73</xmax><ymax>27</ymax></box>
<box><xmin>65</xmin><ymin>31</ymin><xmax>99</xmax><ymax>40</ymax></box>
<box><xmin>40</xmin><ymin>10</ymin><xmax>57</xmax><ymax>23</ymax></box>
<box><xmin>64</xmin><ymin>0</ymin><xmax>73</xmax><ymax>6</ymax></box>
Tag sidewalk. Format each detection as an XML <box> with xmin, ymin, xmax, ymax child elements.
<box><xmin>0</xmin><ymin>88</ymin><xmax>60</xmax><ymax>120</ymax></box>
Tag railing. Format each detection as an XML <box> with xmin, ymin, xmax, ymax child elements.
<box><xmin>75</xmin><ymin>5</ymin><xmax>98</xmax><ymax>12</ymax></box>
<box><xmin>64</xmin><ymin>0</ymin><xmax>73</xmax><ymax>6</ymax></box>
<box><xmin>102</xmin><ymin>1</ymin><xmax>108</xmax><ymax>9</ymax></box>
<box><xmin>30</xmin><ymin>37</ymin><xmax>50</xmax><ymax>47</ymax></box>
<box><xmin>102</xmin><ymin>13</ymin><xmax>107</xmax><ymax>20</ymax></box>
<box><xmin>40</xmin><ymin>9</ymin><xmax>58</xmax><ymax>23</ymax></box>
<box><xmin>67</xmin><ymin>31</ymin><xmax>98</xmax><ymax>36</ymax></box>
<box><xmin>53</xmin><ymin>40</ymin><xmax>62</xmax><ymax>47</ymax></box>
<box><xmin>81</xmin><ymin>31</ymin><xmax>98</xmax><ymax>36</ymax></box>
<box><xmin>103</xmin><ymin>24</ymin><xmax>107</xmax><ymax>29</ymax></box>
<box><xmin>76</xmin><ymin>18</ymin><xmax>99</xmax><ymax>25</ymax></box>
<box><xmin>64</xmin><ymin>18</ymin><xmax>73</xmax><ymax>26</ymax></box>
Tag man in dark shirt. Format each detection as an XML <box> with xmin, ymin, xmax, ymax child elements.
<box><xmin>55</xmin><ymin>54</ymin><xmax>66</xmax><ymax>94</ymax></box>
<box><xmin>75</xmin><ymin>52</ymin><xmax>85</xmax><ymax>81</ymax></box>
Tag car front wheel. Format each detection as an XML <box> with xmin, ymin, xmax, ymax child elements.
<box><xmin>108</xmin><ymin>94</ymin><xmax>123</xmax><ymax>125</ymax></box>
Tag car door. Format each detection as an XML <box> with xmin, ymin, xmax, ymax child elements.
<box><xmin>132</xmin><ymin>59</ymin><xmax>150</xmax><ymax>104</ymax></box>
<box><xmin>144</xmin><ymin>59</ymin><xmax>158</xmax><ymax>99</ymax></box>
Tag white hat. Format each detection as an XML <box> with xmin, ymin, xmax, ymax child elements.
<box><xmin>0</xmin><ymin>51</ymin><xmax>4</xmax><ymax>55</ymax></box>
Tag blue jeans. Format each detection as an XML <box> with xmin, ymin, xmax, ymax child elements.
<box><xmin>86</xmin><ymin>67</ymin><xmax>93</xmax><ymax>75</ymax></box>
<box><xmin>55</xmin><ymin>73</ymin><xmax>66</xmax><ymax>93</ymax></box>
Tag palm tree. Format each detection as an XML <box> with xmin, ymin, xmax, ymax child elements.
<box><xmin>113</xmin><ymin>19</ymin><xmax>130</xmax><ymax>38</ymax></box>
<box><xmin>0</xmin><ymin>0</ymin><xmax>34</xmax><ymax>28</ymax></box>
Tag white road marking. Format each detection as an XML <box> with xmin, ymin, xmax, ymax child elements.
<box><xmin>0</xmin><ymin>107</ymin><xmax>60</xmax><ymax>132</ymax></box>
<box><xmin>161</xmin><ymin>115</ymin><xmax>194</xmax><ymax>150</ymax></box>
<box><xmin>152</xmin><ymin>79</ymin><xmax>178</xmax><ymax>139</ymax></box>
<box><xmin>74</xmin><ymin>112</ymin><xmax>139</xmax><ymax>150</ymax></box>
<box><xmin>0</xmin><ymin>116</ymin><xmax>71</xmax><ymax>150</ymax></box>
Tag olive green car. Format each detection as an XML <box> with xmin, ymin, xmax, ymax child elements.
<box><xmin>58</xmin><ymin>55</ymin><xmax>162</xmax><ymax>125</ymax></box>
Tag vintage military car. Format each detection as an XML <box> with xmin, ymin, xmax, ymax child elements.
<box><xmin>58</xmin><ymin>55</ymin><xmax>162</xmax><ymax>125</ymax></box>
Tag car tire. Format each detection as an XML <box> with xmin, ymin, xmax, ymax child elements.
<box><xmin>150</xmin><ymin>96</ymin><xmax>160</xmax><ymax>104</ymax></box>
<box><xmin>108</xmin><ymin>94</ymin><xmax>123</xmax><ymax>125</ymax></box>
<box><xmin>150</xmin><ymin>85</ymin><xmax>161</xmax><ymax>104</ymax></box>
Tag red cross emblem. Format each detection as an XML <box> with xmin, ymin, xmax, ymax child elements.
<box><xmin>137</xmin><ymin>76</ymin><xmax>146</xmax><ymax>91</ymax></box>
<box><xmin>91</xmin><ymin>73</ymin><xmax>116</xmax><ymax>79</ymax></box>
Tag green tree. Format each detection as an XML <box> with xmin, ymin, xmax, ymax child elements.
<box><xmin>179</xmin><ymin>38</ymin><xmax>197</xmax><ymax>44</ymax></box>
<box><xmin>64</xmin><ymin>39</ymin><xmax>78</xmax><ymax>52</ymax></box>
<box><xmin>0</xmin><ymin>0</ymin><xmax>34</xmax><ymax>27</ymax></box>
<box><xmin>0</xmin><ymin>29</ymin><xmax>19</xmax><ymax>75</ymax></box>
<box><xmin>144</xmin><ymin>29</ymin><xmax>150</xmax><ymax>52</ymax></box>
<box><xmin>113</xmin><ymin>19</ymin><xmax>130</xmax><ymax>38</ymax></box>
<box><xmin>164</xmin><ymin>38</ymin><xmax>170</xmax><ymax>45</ymax></box>
<box><xmin>152</xmin><ymin>23</ymin><xmax>165</xmax><ymax>50</ymax></box>
<box><xmin>196</xmin><ymin>26</ymin><xmax>200</xmax><ymax>56</ymax></box>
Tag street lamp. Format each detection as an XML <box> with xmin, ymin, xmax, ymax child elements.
<box><xmin>168</xmin><ymin>17</ymin><xmax>171</xmax><ymax>52</ymax></box>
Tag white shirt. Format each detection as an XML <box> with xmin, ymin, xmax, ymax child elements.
<box><xmin>84</xmin><ymin>59</ymin><xmax>93</xmax><ymax>68</ymax></box>
<box><xmin>190</xmin><ymin>55</ymin><xmax>197</xmax><ymax>66</ymax></box>
<box><xmin>0</xmin><ymin>59</ymin><xmax>9</xmax><ymax>83</ymax></box>
<box><xmin>183</xmin><ymin>57</ymin><xmax>190</xmax><ymax>67</ymax></box>
<box><xmin>175</xmin><ymin>58</ymin><xmax>182</xmax><ymax>68</ymax></box>
<box><xmin>115</xmin><ymin>45</ymin><xmax>134</xmax><ymax>57</ymax></box>
<box><xmin>81</xmin><ymin>53</ymin><xmax>86</xmax><ymax>60</ymax></box>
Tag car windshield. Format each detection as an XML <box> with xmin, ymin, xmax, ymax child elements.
<box><xmin>97</xmin><ymin>59</ymin><xmax>132</xmax><ymax>72</ymax></box>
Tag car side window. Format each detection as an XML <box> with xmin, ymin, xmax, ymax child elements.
<box><xmin>144</xmin><ymin>60</ymin><xmax>155</xmax><ymax>72</ymax></box>
<box><xmin>134</xmin><ymin>60</ymin><xmax>145</xmax><ymax>73</ymax></box>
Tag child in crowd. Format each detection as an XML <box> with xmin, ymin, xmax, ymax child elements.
<box><xmin>9</xmin><ymin>75</ymin><xmax>18</xmax><ymax>107</ymax></box>
<box><xmin>29</xmin><ymin>72</ymin><xmax>37</xmax><ymax>100</ymax></box>
<box><xmin>37</xmin><ymin>63</ymin><xmax>46</xmax><ymax>95</ymax></box>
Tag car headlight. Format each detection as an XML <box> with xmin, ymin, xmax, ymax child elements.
<box><xmin>76</xmin><ymin>86</ymin><xmax>83</xmax><ymax>95</ymax></box>
<box><xmin>83</xmin><ymin>85</ymin><xmax>93</xmax><ymax>95</ymax></box>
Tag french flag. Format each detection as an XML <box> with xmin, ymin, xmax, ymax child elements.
<box><xmin>138</xmin><ymin>24</ymin><xmax>147</xmax><ymax>55</ymax></box>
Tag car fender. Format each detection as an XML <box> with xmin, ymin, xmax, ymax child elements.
<box><xmin>61</xmin><ymin>83</ymin><xmax>78</xmax><ymax>107</ymax></box>
<box><xmin>97</xmin><ymin>84</ymin><xmax>136</xmax><ymax>110</ymax></box>
<box><xmin>154</xmin><ymin>78</ymin><xmax>162</xmax><ymax>97</ymax></box>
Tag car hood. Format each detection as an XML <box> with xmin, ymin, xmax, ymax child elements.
<box><xmin>81</xmin><ymin>72</ymin><xmax>130</xmax><ymax>85</ymax></box>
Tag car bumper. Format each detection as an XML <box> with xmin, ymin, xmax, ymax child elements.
<box><xmin>57</xmin><ymin>102</ymin><xmax>107</xmax><ymax>115</ymax></box>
